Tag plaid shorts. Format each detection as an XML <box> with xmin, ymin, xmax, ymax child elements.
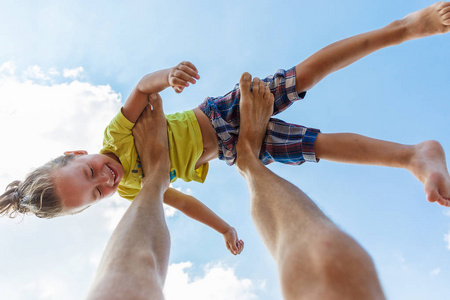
<box><xmin>199</xmin><ymin>67</ymin><xmax>321</xmax><ymax>166</ymax></box>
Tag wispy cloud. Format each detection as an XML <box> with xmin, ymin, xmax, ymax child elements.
<box><xmin>430</xmin><ymin>268</ymin><xmax>441</xmax><ymax>277</ymax></box>
<box><xmin>444</xmin><ymin>230</ymin><xmax>450</xmax><ymax>250</ymax></box>
<box><xmin>63</xmin><ymin>67</ymin><xmax>84</xmax><ymax>79</ymax></box>
<box><xmin>0</xmin><ymin>61</ymin><xmax>16</xmax><ymax>75</ymax></box>
<box><xmin>102</xmin><ymin>197</ymin><xmax>130</xmax><ymax>231</ymax></box>
<box><xmin>23</xmin><ymin>65</ymin><xmax>51</xmax><ymax>81</ymax></box>
<box><xmin>0</xmin><ymin>62</ymin><xmax>121</xmax><ymax>185</ymax></box>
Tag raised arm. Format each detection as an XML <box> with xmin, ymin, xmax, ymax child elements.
<box><xmin>164</xmin><ymin>187</ymin><xmax>244</xmax><ymax>255</ymax></box>
<box><xmin>87</xmin><ymin>94</ymin><xmax>171</xmax><ymax>300</ymax></box>
<box><xmin>122</xmin><ymin>61</ymin><xmax>200</xmax><ymax>122</ymax></box>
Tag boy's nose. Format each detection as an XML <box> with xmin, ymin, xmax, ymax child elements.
<box><xmin>97</xmin><ymin>170</ymin><xmax>112</xmax><ymax>186</ymax></box>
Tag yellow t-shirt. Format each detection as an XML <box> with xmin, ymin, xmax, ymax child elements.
<box><xmin>100</xmin><ymin>109</ymin><xmax>208</xmax><ymax>200</ymax></box>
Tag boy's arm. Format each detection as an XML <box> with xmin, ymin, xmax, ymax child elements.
<box><xmin>122</xmin><ymin>61</ymin><xmax>200</xmax><ymax>123</ymax></box>
<box><xmin>163</xmin><ymin>187</ymin><xmax>244</xmax><ymax>255</ymax></box>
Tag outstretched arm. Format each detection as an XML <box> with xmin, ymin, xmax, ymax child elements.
<box><xmin>87</xmin><ymin>95</ymin><xmax>171</xmax><ymax>300</ymax></box>
<box><xmin>164</xmin><ymin>187</ymin><xmax>244</xmax><ymax>255</ymax></box>
<box><xmin>122</xmin><ymin>61</ymin><xmax>200</xmax><ymax>122</ymax></box>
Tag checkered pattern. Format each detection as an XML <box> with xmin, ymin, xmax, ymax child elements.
<box><xmin>199</xmin><ymin>67</ymin><xmax>321</xmax><ymax>166</ymax></box>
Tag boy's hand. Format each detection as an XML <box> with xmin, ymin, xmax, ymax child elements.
<box><xmin>168</xmin><ymin>61</ymin><xmax>200</xmax><ymax>93</ymax></box>
<box><xmin>222</xmin><ymin>226</ymin><xmax>244</xmax><ymax>255</ymax></box>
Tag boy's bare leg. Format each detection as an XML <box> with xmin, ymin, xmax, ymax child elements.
<box><xmin>296</xmin><ymin>2</ymin><xmax>450</xmax><ymax>93</ymax></box>
<box><xmin>315</xmin><ymin>133</ymin><xmax>450</xmax><ymax>207</ymax></box>
<box><xmin>236</xmin><ymin>73</ymin><xmax>386</xmax><ymax>300</ymax></box>
<box><xmin>87</xmin><ymin>94</ymin><xmax>171</xmax><ymax>300</ymax></box>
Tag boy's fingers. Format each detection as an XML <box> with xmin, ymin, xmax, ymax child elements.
<box><xmin>171</xmin><ymin>77</ymin><xmax>191</xmax><ymax>88</ymax></box>
<box><xmin>226</xmin><ymin>242</ymin><xmax>233</xmax><ymax>254</ymax></box>
<box><xmin>228</xmin><ymin>242</ymin><xmax>237</xmax><ymax>255</ymax></box>
<box><xmin>172</xmin><ymin>70</ymin><xmax>197</xmax><ymax>85</ymax></box>
<box><xmin>177</xmin><ymin>64</ymin><xmax>200</xmax><ymax>80</ymax></box>
<box><xmin>180</xmin><ymin>61</ymin><xmax>199</xmax><ymax>75</ymax></box>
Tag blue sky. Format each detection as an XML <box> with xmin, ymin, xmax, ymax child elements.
<box><xmin>0</xmin><ymin>0</ymin><xmax>449</xmax><ymax>299</ymax></box>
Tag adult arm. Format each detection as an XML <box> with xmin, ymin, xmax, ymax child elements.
<box><xmin>87</xmin><ymin>94</ymin><xmax>171</xmax><ymax>300</ymax></box>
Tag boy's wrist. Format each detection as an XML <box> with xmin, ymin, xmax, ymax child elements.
<box><xmin>137</xmin><ymin>69</ymin><xmax>171</xmax><ymax>94</ymax></box>
<box><xmin>220</xmin><ymin>224</ymin><xmax>232</xmax><ymax>235</ymax></box>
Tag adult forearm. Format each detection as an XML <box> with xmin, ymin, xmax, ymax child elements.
<box><xmin>87</xmin><ymin>181</ymin><xmax>170</xmax><ymax>300</ymax></box>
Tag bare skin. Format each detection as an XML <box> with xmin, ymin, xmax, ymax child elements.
<box><xmin>235</xmin><ymin>73</ymin><xmax>386</xmax><ymax>300</ymax></box>
<box><xmin>87</xmin><ymin>94</ymin><xmax>171</xmax><ymax>300</ymax></box>
<box><xmin>192</xmin><ymin>2</ymin><xmax>450</xmax><ymax>207</ymax></box>
<box><xmin>408</xmin><ymin>141</ymin><xmax>450</xmax><ymax>206</ymax></box>
<box><xmin>292</xmin><ymin>2</ymin><xmax>450</xmax><ymax>206</ymax></box>
<box><xmin>314</xmin><ymin>134</ymin><xmax>450</xmax><ymax>207</ymax></box>
<box><xmin>294</xmin><ymin>2</ymin><xmax>450</xmax><ymax>93</ymax></box>
<box><xmin>403</xmin><ymin>1</ymin><xmax>450</xmax><ymax>37</ymax></box>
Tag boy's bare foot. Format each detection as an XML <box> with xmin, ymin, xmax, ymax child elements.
<box><xmin>403</xmin><ymin>2</ymin><xmax>450</xmax><ymax>40</ymax></box>
<box><xmin>133</xmin><ymin>93</ymin><xmax>171</xmax><ymax>188</ymax></box>
<box><xmin>407</xmin><ymin>140</ymin><xmax>450</xmax><ymax>207</ymax></box>
<box><xmin>235</xmin><ymin>72</ymin><xmax>274</xmax><ymax>172</ymax></box>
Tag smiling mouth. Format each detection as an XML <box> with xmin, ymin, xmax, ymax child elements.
<box><xmin>107</xmin><ymin>165</ymin><xmax>117</xmax><ymax>185</ymax></box>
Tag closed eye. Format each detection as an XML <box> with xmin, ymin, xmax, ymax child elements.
<box><xmin>89</xmin><ymin>166</ymin><xmax>102</xmax><ymax>199</ymax></box>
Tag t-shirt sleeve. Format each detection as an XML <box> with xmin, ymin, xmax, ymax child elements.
<box><xmin>101</xmin><ymin>109</ymin><xmax>135</xmax><ymax>153</ymax></box>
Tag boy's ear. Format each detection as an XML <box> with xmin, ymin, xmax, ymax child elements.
<box><xmin>64</xmin><ymin>150</ymin><xmax>88</xmax><ymax>156</ymax></box>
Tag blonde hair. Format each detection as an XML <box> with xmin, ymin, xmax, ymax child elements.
<box><xmin>0</xmin><ymin>155</ymin><xmax>75</xmax><ymax>219</ymax></box>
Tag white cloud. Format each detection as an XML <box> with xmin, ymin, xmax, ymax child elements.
<box><xmin>164</xmin><ymin>204</ymin><xmax>177</xmax><ymax>217</ymax></box>
<box><xmin>23</xmin><ymin>65</ymin><xmax>50</xmax><ymax>81</ymax></box>
<box><xmin>0</xmin><ymin>63</ymin><xmax>123</xmax><ymax>300</ymax></box>
<box><xmin>164</xmin><ymin>261</ymin><xmax>261</xmax><ymax>300</ymax></box>
<box><xmin>101</xmin><ymin>186</ymin><xmax>189</xmax><ymax>232</ymax></box>
<box><xmin>102</xmin><ymin>197</ymin><xmax>130</xmax><ymax>231</ymax></box>
<box><xmin>23</xmin><ymin>276</ymin><xmax>69</xmax><ymax>300</ymax></box>
<box><xmin>63</xmin><ymin>67</ymin><xmax>84</xmax><ymax>79</ymax></box>
<box><xmin>394</xmin><ymin>252</ymin><xmax>406</xmax><ymax>263</ymax></box>
<box><xmin>0</xmin><ymin>62</ymin><xmax>121</xmax><ymax>186</ymax></box>
<box><xmin>444</xmin><ymin>230</ymin><xmax>450</xmax><ymax>250</ymax></box>
<box><xmin>101</xmin><ymin>195</ymin><xmax>178</xmax><ymax>233</ymax></box>
<box><xmin>48</xmin><ymin>68</ymin><xmax>60</xmax><ymax>77</ymax></box>
<box><xmin>0</xmin><ymin>61</ymin><xmax>16</xmax><ymax>75</ymax></box>
<box><xmin>430</xmin><ymin>268</ymin><xmax>441</xmax><ymax>277</ymax></box>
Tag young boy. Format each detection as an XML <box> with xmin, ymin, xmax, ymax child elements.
<box><xmin>2</xmin><ymin>2</ymin><xmax>450</xmax><ymax>255</ymax></box>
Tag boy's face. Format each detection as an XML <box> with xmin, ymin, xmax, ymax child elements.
<box><xmin>53</xmin><ymin>153</ymin><xmax>124</xmax><ymax>210</ymax></box>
